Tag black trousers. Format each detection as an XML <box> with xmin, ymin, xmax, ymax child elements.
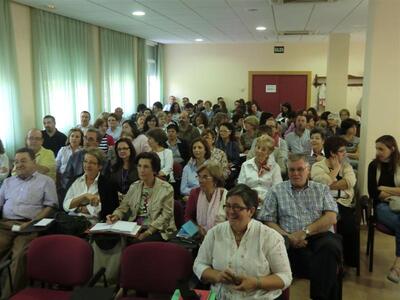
<box><xmin>288</xmin><ymin>232</ymin><xmax>343</xmax><ymax>300</ymax></box>
<box><xmin>336</xmin><ymin>203</ymin><xmax>358</xmax><ymax>267</ymax></box>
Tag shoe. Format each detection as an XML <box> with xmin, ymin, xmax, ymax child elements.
<box><xmin>387</xmin><ymin>267</ymin><xmax>400</xmax><ymax>283</ymax></box>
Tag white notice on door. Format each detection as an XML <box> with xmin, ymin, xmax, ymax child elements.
<box><xmin>266</xmin><ymin>85</ymin><xmax>276</xmax><ymax>93</ymax></box>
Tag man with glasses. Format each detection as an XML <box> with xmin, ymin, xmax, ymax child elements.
<box><xmin>259</xmin><ymin>153</ymin><xmax>342</xmax><ymax>300</ymax></box>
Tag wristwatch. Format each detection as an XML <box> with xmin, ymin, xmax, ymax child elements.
<box><xmin>302</xmin><ymin>227</ymin><xmax>310</xmax><ymax>238</ymax></box>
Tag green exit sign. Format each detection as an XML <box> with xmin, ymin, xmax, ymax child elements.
<box><xmin>274</xmin><ymin>46</ymin><xmax>285</xmax><ymax>53</ymax></box>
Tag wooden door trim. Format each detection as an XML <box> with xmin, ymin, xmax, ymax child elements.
<box><xmin>248</xmin><ymin>71</ymin><xmax>312</xmax><ymax>109</ymax></box>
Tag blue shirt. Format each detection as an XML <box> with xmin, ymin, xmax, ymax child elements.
<box><xmin>258</xmin><ymin>180</ymin><xmax>338</xmax><ymax>233</ymax></box>
<box><xmin>180</xmin><ymin>159</ymin><xmax>201</xmax><ymax>196</ymax></box>
<box><xmin>285</xmin><ymin>129</ymin><xmax>311</xmax><ymax>155</ymax></box>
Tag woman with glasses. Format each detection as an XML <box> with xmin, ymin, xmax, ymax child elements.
<box><xmin>184</xmin><ymin>162</ymin><xmax>227</xmax><ymax>237</ymax></box>
<box><xmin>180</xmin><ymin>137</ymin><xmax>211</xmax><ymax>197</ymax></box>
<box><xmin>194</xmin><ymin>184</ymin><xmax>292</xmax><ymax>299</ymax></box>
<box><xmin>311</xmin><ymin>136</ymin><xmax>357</xmax><ymax>267</ymax></box>
<box><xmin>109</xmin><ymin>138</ymin><xmax>138</xmax><ymax>197</ymax></box>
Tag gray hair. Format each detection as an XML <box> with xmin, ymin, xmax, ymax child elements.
<box><xmin>286</xmin><ymin>153</ymin><xmax>310</xmax><ymax>168</ymax></box>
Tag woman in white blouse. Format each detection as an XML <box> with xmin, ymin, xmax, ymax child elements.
<box><xmin>147</xmin><ymin>128</ymin><xmax>174</xmax><ymax>182</ymax></box>
<box><xmin>194</xmin><ymin>184</ymin><xmax>292</xmax><ymax>300</ymax></box>
<box><xmin>56</xmin><ymin>128</ymin><xmax>83</xmax><ymax>175</ymax></box>
<box><xmin>238</xmin><ymin>136</ymin><xmax>282</xmax><ymax>204</ymax></box>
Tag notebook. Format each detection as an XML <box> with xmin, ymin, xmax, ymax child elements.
<box><xmin>176</xmin><ymin>220</ymin><xmax>199</xmax><ymax>238</ymax></box>
<box><xmin>89</xmin><ymin>221</ymin><xmax>141</xmax><ymax>236</ymax></box>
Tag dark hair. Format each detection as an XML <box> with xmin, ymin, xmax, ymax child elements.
<box><xmin>93</xmin><ymin>118</ymin><xmax>105</xmax><ymax>129</ymax></box>
<box><xmin>190</xmin><ymin>137</ymin><xmax>211</xmax><ymax>160</ymax></box>
<box><xmin>108</xmin><ymin>113</ymin><xmax>118</xmax><ymax>120</ymax></box>
<box><xmin>184</xmin><ymin>102</ymin><xmax>194</xmax><ymax>110</ymax></box>
<box><xmin>219</xmin><ymin>122</ymin><xmax>236</xmax><ymax>141</ymax></box>
<box><xmin>0</xmin><ymin>139</ymin><xmax>4</xmax><ymax>154</ymax></box>
<box><xmin>375</xmin><ymin>135</ymin><xmax>400</xmax><ymax>172</ymax></box>
<box><xmin>143</xmin><ymin>115</ymin><xmax>159</xmax><ymax>132</ymax></box>
<box><xmin>280</xmin><ymin>102</ymin><xmax>292</xmax><ymax>117</ymax></box>
<box><xmin>259</xmin><ymin>125</ymin><xmax>274</xmax><ymax>137</ymax></box>
<box><xmin>135</xmin><ymin>151</ymin><xmax>161</xmax><ymax>174</ymax></box>
<box><xmin>122</xmin><ymin>120</ymin><xmax>141</xmax><ymax>139</ymax></box>
<box><xmin>170</xmin><ymin>102</ymin><xmax>181</xmax><ymax>114</ymax></box>
<box><xmin>340</xmin><ymin>118</ymin><xmax>358</xmax><ymax>134</ymax></box>
<box><xmin>324</xmin><ymin>136</ymin><xmax>347</xmax><ymax>159</ymax></box>
<box><xmin>15</xmin><ymin>147</ymin><xmax>35</xmax><ymax>161</ymax></box>
<box><xmin>260</xmin><ymin>112</ymin><xmax>274</xmax><ymax>125</ymax></box>
<box><xmin>146</xmin><ymin>128</ymin><xmax>168</xmax><ymax>148</ymax></box>
<box><xmin>136</xmin><ymin>104</ymin><xmax>147</xmax><ymax>113</ymax></box>
<box><xmin>219</xmin><ymin>100</ymin><xmax>228</xmax><ymax>114</ymax></box>
<box><xmin>226</xmin><ymin>184</ymin><xmax>258</xmax><ymax>214</ymax></box>
<box><xmin>194</xmin><ymin>112</ymin><xmax>209</xmax><ymax>128</ymax></box>
<box><xmin>81</xmin><ymin>111</ymin><xmax>91</xmax><ymax>119</ymax></box>
<box><xmin>201</xmin><ymin>128</ymin><xmax>217</xmax><ymax>139</ymax></box>
<box><xmin>43</xmin><ymin>115</ymin><xmax>55</xmax><ymax>122</ymax></box>
<box><xmin>86</xmin><ymin>128</ymin><xmax>102</xmax><ymax>143</ymax></box>
<box><xmin>166</xmin><ymin>123</ymin><xmax>179</xmax><ymax>133</ymax></box>
<box><xmin>153</xmin><ymin>101</ymin><xmax>163</xmax><ymax>110</ymax></box>
<box><xmin>320</xmin><ymin>111</ymin><xmax>331</xmax><ymax>121</ymax></box>
<box><xmin>310</xmin><ymin>128</ymin><xmax>325</xmax><ymax>141</ymax></box>
<box><xmin>66</xmin><ymin>128</ymin><xmax>84</xmax><ymax>146</ymax></box>
<box><xmin>307</xmin><ymin>107</ymin><xmax>318</xmax><ymax>118</ymax></box>
<box><xmin>112</xmin><ymin>138</ymin><xmax>136</xmax><ymax>172</ymax></box>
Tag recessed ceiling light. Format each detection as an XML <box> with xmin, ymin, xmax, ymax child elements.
<box><xmin>46</xmin><ymin>4</ymin><xmax>56</xmax><ymax>9</ymax></box>
<box><xmin>256</xmin><ymin>26</ymin><xmax>267</xmax><ymax>31</ymax></box>
<box><xmin>132</xmin><ymin>11</ymin><xmax>145</xmax><ymax>16</ymax></box>
<box><xmin>195</xmin><ymin>38</ymin><xmax>203</xmax><ymax>42</ymax></box>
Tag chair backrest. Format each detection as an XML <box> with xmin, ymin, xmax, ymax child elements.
<box><xmin>174</xmin><ymin>200</ymin><xmax>184</xmax><ymax>228</ymax></box>
<box><xmin>120</xmin><ymin>242</ymin><xmax>193</xmax><ymax>294</ymax></box>
<box><xmin>27</xmin><ymin>234</ymin><xmax>93</xmax><ymax>286</ymax></box>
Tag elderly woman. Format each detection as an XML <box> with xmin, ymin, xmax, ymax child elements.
<box><xmin>240</xmin><ymin>116</ymin><xmax>259</xmax><ymax>153</ymax></box>
<box><xmin>63</xmin><ymin>148</ymin><xmax>119</xmax><ymax>223</ymax></box>
<box><xmin>238</xmin><ymin>136</ymin><xmax>282</xmax><ymax>203</ymax></box>
<box><xmin>368</xmin><ymin>135</ymin><xmax>400</xmax><ymax>282</ymax></box>
<box><xmin>308</xmin><ymin>128</ymin><xmax>325</xmax><ymax>167</ymax></box>
<box><xmin>107</xmin><ymin>152</ymin><xmax>176</xmax><ymax>242</ymax></box>
<box><xmin>184</xmin><ymin>162</ymin><xmax>227</xmax><ymax>237</ymax></box>
<box><xmin>147</xmin><ymin>128</ymin><xmax>174</xmax><ymax>182</ymax></box>
<box><xmin>311</xmin><ymin>136</ymin><xmax>357</xmax><ymax>267</ymax></box>
<box><xmin>194</xmin><ymin>184</ymin><xmax>292</xmax><ymax>299</ymax></box>
<box><xmin>181</xmin><ymin>138</ymin><xmax>211</xmax><ymax>197</ymax></box>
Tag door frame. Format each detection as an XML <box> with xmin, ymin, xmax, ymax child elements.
<box><xmin>248</xmin><ymin>71</ymin><xmax>312</xmax><ymax>109</ymax></box>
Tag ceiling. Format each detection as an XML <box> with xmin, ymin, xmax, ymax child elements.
<box><xmin>13</xmin><ymin>0</ymin><xmax>368</xmax><ymax>44</ymax></box>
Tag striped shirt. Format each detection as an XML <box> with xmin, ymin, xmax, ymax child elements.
<box><xmin>258</xmin><ymin>180</ymin><xmax>338</xmax><ymax>233</ymax></box>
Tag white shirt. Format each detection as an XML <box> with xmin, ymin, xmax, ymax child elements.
<box><xmin>56</xmin><ymin>146</ymin><xmax>82</xmax><ymax>174</ymax></box>
<box><xmin>0</xmin><ymin>153</ymin><xmax>9</xmax><ymax>182</ymax></box>
<box><xmin>156</xmin><ymin>148</ymin><xmax>174</xmax><ymax>182</ymax></box>
<box><xmin>237</xmin><ymin>156</ymin><xmax>282</xmax><ymax>202</ymax></box>
<box><xmin>194</xmin><ymin>220</ymin><xmax>292</xmax><ymax>300</ymax></box>
<box><xmin>76</xmin><ymin>124</ymin><xmax>90</xmax><ymax>135</ymax></box>
<box><xmin>63</xmin><ymin>173</ymin><xmax>101</xmax><ymax>221</ymax></box>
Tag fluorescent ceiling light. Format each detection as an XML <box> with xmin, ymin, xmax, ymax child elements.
<box><xmin>132</xmin><ymin>11</ymin><xmax>145</xmax><ymax>16</ymax></box>
<box><xmin>195</xmin><ymin>38</ymin><xmax>204</xmax><ymax>42</ymax></box>
<box><xmin>256</xmin><ymin>26</ymin><xmax>267</xmax><ymax>31</ymax></box>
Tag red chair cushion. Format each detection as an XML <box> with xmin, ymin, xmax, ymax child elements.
<box><xmin>10</xmin><ymin>288</ymin><xmax>71</xmax><ymax>300</ymax></box>
<box><xmin>376</xmin><ymin>222</ymin><xmax>395</xmax><ymax>235</ymax></box>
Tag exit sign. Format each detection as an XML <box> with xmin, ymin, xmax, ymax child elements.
<box><xmin>274</xmin><ymin>46</ymin><xmax>285</xmax><ymax>54</ymax></box>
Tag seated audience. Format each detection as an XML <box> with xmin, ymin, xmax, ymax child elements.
<box><xmin>93</xmin><ymin>118</ymin><xmax>114</xmax><ymax>153</ymax></box>
<box><xmin>156</xmin><ymin>111</ymin><xmax>168</xmax><ymax>130</ymax></box>
<box><xmin>201</xmin><ymin>129</ymin><xmax>229</xmax><ymax>178</ymax></box>
<box><xmin>307</xmin><ymin>107</ymin><xmax>319</xmax><ymax>120</ymax></box>
<box><xmin>215</xmin><ymin>122</ymin><xmax>241</xmax><ymax>176</ymax></box>
<box><xmin>368</xmin><ymin>135</ymin><xmax>400</xmax><ymax>283</ymax></box>
<box><xmin>180</xmin><ymin>137</ymin><xmax>211</xmax><ymax>197</ymax></box>
<box><xmin>203</xmin><ymin>100</ymin><xmax>214</xmax><ymax>120</ymax></box>
<box><xmin>114</xmin><ymin>107</ymin><xmax>126</xmax><ymax>124</ymax></box>
<box><xmin>285</xmin><ymin>114</ymin><xmax>311</xmax><ymax>155</ymax></box>
<box><xmin>109</xmin><ymin>138</ymin><xmax>138</xmax><ymax>195</ymax></box>
<box><xmin>106</xmin><ymin>152</ymin><xmax>176</xmax><ymax>241</ymax></box>
<box><xmin>259</xmin><ymin>154</ymin><xmax>342</xmax><ymax>300</ymax></box>
<box><xmin>325</xmin><ymin>113</ymin><xmax>340</xmax><ymax>138</ymax></box>
<box><xmin>311</xmin><ymin>136</ymin><xmax>357</xmax><ymax>267</ymax></box>
<box><xmin>143</xmin><ymin>115</ymin><xmax>159</xmax><ymax>133</ymax></box>
<box><xmin>194</xmin><ymin>112</ymin><xmax>209</xmax><ymax>134</ymax></box>
<box><xmin>178</xmin><ymin>111</ymin><xmax>200</xmax><ymax>145</ymax></box>
<box><xmin>276</xmin><ymin>102</ymin><xmax>292</xmax><ymax>124</ymax></box>
<box><xmin>163</xmin><ymin>95</ymin><xmax>176</xmax><ymax>112</ymax></box>
<box><xmin>240</xmin><ymin>116</ymin><xmax>259</xmax><ymax>153</ymax></box>
<box><xmin>166</xmin><ymin>123</ymin><xmax>190</xmax><ymax>165</ymax></box>
<box><xmin>56</xmin><ymin>128</ymin><xmax>83</xmax><ymax>176</ymax></box>
<box><xmin>147</xmin><ymin>128</ymin><xmax>174</xmax><ymax>182</ymax></box>
<box><xmin>106</xmin><ymin>113</ymin><xmax>122</xmax><ymax>142</ymax></box>
<box><xmin>211</xmin><ymin>112</ymin><xmax>229</xmax><ymax>132</ymax></box>
<box><xmin>249</xmin><ymin>102</ymin><xmax>262</xmax><ymax>119</ymax></box>
<box><xmin>184</xmin><ymin>162</ymin><xmax>227</xmax><ymax>237</ymax></box>
<box><xmin>0</xmin><ymin>139</ymin><xmax>9</xmax><ymax>188</ymax></box>
<box><xmin>152</xmin><ymin>101</ymin><xmax>163</xmax><ymax>115</ymax></box>
<box><xmin>194</xmin><ymin>184</ymin><xmax>292</xmax><ymax>299</ymax></box>
<box><xmin>41</xmin><ymin>115</ymin><xmax>67</xmax><ymax>156</ymax></box>
<box><xmin>340</xmin><ymin>118</ymin><xmax>360</xmax><ymax>169</ymax></box>
<box><xmin>0</xmin><ymin>148</ymin><xmax>58</xmax><ymax>297</ymax></box>
<box><xmin>238</xmin><ymin>136</ymin><xmax>282</xmax><ymax>203</ymax></box>
<box><xmin>63</xmin><ymin>148</ymin><xmax>119</xmax><ymax>224</ymax></box>
<box><xmin>122</xmin><ymin>120</ymin><xmax>151</xmax><ymax>155</ymax></box>
<box><xmin>77</xmin><ymin>110</ymin><xmax>91</xmax><ymax>134</ymax></box>
<box><xmin>25</xmin><ymin>128</ymin><xmax>56</xmax><ymax>181</ymax></box>
<box><xmin>170</xmin><ymin>102</ymin><xmax>181</xmax><ymax>123</ymax></box>
<box><xmin>308</xmin><ymin>128</ymin><xmax>326</xmax><ymax>166</ymax></box>
<box><xmin>339</xmin><ymin>109</ymin><xmax>350</xmax><ymax>122</ymax></box>
<box><xmin>135</xmin><ymin>113</ymin><xmax>146</xmax><ymax>132</ymax></box>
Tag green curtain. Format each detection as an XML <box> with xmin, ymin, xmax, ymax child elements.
<box><xmin>136</xmin><ymin>37</ymin><xmax>148</xmax><ymax>105</ymax></box>
<box><xmin>100</xmin><ymin>28</ymin><xmax>136</xmax><ymax>114</ymax></box>
<box><xmin>31</xmin><ymin>9</ymin><xmax>96</xmax><ymax>133</ymax></box>
<box><xmin>156</xmin><ymin>44</ymin><xmax>165</xmax><ymax>103</ymax></box>
<box><xmin>0</xmin><ymin>0</ymin><xmax>23</xmax><ymax>156</ymax></box>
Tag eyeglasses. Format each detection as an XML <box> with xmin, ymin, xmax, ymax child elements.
<box><xmin>288</xmin><ymin>167</ymin><xmax>307</xmax><ymax>173</ymax></box>
<box><xmin>196</xmin><ymin>175</ymin><xmax>213</xmax><ymax>181</ymax></box>
<box><xmin>117</xmin><ymin>147</ymin><xmax>130</xmax><ymax>151</ymax></box>
<box><xmin>223</xmin><ymin>204</ymin><xmax>248</xmax><ymax>212</ymax></box>
<box><xmin>28</xmin><ymin>137</ymin><xmax>42</xmax><ymax>141</ymax></box>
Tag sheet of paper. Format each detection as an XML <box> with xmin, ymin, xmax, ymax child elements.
<box><xmin>111</xmin><ymin>221</ymin><xmax>140</xmax><ymax>235</ymax></box>
<box><xmin>33</xmin><ymin>218</ymin><xmax>54</xmax><ymax>227</ymax></box>
<box><xmin>89</xmin><ymin>222</ymin><xmax>112</xmax><ymax>232</ymax></box>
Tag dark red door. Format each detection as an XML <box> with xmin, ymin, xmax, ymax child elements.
<box><xmin>251</xmin><ymin>74</ymin><xmax>308</xmax><ymax>116</ymax></box>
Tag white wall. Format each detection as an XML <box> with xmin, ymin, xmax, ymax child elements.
<box><xmin>164</xmin><ymin>41</ymin><xmax>365</xmax><ymax>116</ymax></box>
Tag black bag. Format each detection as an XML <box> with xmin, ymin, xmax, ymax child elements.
<box><xmin>53</xmin><ymin>212</ymin><xmax>91</xmax><ymax>236</ymax></box>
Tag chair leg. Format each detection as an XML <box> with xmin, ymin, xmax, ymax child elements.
<box><xmin>366</xmin><ymin>222</ymin><xmax>371</xmax><ymax>256</ymax></box>
<box><xmin>356</xmin><ymin>229</ymin><xmax>361</xmax><ymax>276</ymax></box>
<box><xmin>369</xmin><ymin>226</ymin><xmax>375</xmax><ymax>272</ymax></box>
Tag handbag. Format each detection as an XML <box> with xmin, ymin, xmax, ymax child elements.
<box><xmin>53</xmin><ymin>212</ymin><xmax>91</xmax><ymax>236</ymax></box>
<box><xmin>388</xmin><ymin>196</ymin><xmax>400</xmax><ymax>213</ymax></box>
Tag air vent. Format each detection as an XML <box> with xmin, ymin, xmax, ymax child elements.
<box><xmin>278</xmin><ymin>30</ymin><xmax>314</xmax><ymax>36</ymax></box>
<box><xmin>272</xmin><ymin>0</ymin><xmax>338</xmax><ymax>4</ymax></box>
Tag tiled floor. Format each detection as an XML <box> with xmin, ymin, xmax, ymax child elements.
<box><xmin>291</xmin><ymin>226</ymin><xmax>399</xmax><ymax>300</ymax></box>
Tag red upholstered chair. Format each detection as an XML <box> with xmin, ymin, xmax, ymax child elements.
<box><xmin>119</xmin><ymin>242</ymin><xmax>193</xmax><ymax>299</ymax></box>
<box><xmin>10</xmin><ymin>234</ymin><xmax>101</xmax><ymax>300</ymax></box>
